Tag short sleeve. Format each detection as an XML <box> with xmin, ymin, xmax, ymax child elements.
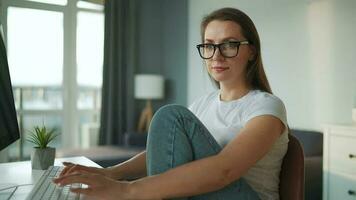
<box><xmin>188</xmin><ymin>91</ymin><xmax>218</xmax><ymax>115</ymax></box>
<box><xmin>243</xmin><ymin>93</ymin><xmax>288</xmax><ymax>129</ymax></box>
<box><xmin>188</xmin><ymin>98</ymin><xmax>201</xmax><ymax>114</ymax></box>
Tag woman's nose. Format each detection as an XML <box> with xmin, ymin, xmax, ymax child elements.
<box><xmin>212</xmin><ymin>48</ymin><xmax>224</xmax><ymax>60</ymax></box>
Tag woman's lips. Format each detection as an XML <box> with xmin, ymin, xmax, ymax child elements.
<box><xmin>212</xmin><ymin>66</ymin><xmax>229</xmax><ymax>72</ymax></box>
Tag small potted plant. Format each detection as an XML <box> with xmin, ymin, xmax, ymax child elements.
<box><xmin>27</xmin><ymin>125</ymin><xmax>58</xmax><ymax>170</ymax></box>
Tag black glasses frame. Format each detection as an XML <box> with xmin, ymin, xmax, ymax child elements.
<box><xmin>196</xmin><ymin>41</ymin><xmax>249</xmax><ymax>59</ymax></box>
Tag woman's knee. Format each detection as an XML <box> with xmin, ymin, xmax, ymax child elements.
<box><xmin>148</xmin><ymin>104</ymin><xmax>192</xmax><ymax>137</ymax></box>
<box><xmin>153</xmin><ymin>104</ymin><xmax>191</xmax><ymax>122</ymax></box>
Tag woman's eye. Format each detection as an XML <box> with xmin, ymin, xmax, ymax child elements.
<box><xmin>226</xmin><ymin>42</ymin><xmax>238</xmax><ymax>48</ymax></box>
<box><xmin>205</xmin><ymin>45</ymin><xmax>214</xmax><ymax>50</ymax></box>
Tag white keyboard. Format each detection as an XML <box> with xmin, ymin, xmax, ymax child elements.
<box><xmin>26</xmin><ymin>166</ymin><xmax>82</xmax><ymax>200</ymax></box>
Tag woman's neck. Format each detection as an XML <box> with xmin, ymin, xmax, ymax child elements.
<box><xmin>219</xmin><ymin>82</ymin><xmax>250</xmax><ymax>101</ymax></box>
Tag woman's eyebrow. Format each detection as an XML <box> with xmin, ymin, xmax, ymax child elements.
<box><xmin>221</xmin><ymin>37</ymin><xmax>240</xmax><ymax>42</ymax></box>
<box><xmin>204</xmin><ymin>39</ymin><xmax>214</xmax><ymax>43</ymax></box>
<box><xmin>204</xmin><ymin>37</ymin><xmax>241</xmax><ymax>43</ymax></box>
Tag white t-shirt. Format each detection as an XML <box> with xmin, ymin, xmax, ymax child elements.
<box><xmin>189</xmin><ymin>90</ymin><xmax>289</xmax><ymax>200</ymax></box>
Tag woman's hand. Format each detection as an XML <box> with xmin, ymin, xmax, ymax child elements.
<box><xmin>53</xmin><ymin>172</ymin><xmax>132</xmax><ymax>200</ymax></box>
<box><xmin>59</xmin><ymin>162</ymin><xmax>114</xmax><ymax>179</ymax></box>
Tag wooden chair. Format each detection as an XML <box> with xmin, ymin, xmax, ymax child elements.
<box><xmin>279</xmin><ymin>134</ymin><xmax>305</xmax><ymax>200</ymax></box>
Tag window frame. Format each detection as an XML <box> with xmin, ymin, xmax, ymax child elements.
<box><xmin>0</xmin><ymin>0</ymin><xmax>103</xmax><ymax>160</ymax></box>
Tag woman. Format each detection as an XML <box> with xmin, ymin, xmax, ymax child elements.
<box><xmin>54</xmin><ymin>7</ymin><xmax>289</xmax><ymax>200</ymax></box>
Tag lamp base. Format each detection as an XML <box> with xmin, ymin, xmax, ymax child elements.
<box><xmin>137</xmin><ymin>100</ymin><xmax>153</xmax><ymax>133</ymax></box>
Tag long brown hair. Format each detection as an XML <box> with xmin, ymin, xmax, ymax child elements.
<box><xmin>201</xmin><ymin>7</ymin><xmax>272</xmax><ymax>93</ymax></box>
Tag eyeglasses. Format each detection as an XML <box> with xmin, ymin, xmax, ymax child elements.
<box><xmin>196</xmin><ymin>41</ymin><xmax>249</xmax><ymax>59</ymax></box>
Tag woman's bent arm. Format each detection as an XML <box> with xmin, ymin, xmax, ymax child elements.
<box><xmin>108</xmin><ymin>151</ymin><xmax>147</xmax><ymax>180</ymax></box>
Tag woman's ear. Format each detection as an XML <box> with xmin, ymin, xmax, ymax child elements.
<box><xmin>248</xmin><ymin>45</ymin><xmax>256</xmax><ymax>61</ymax></box>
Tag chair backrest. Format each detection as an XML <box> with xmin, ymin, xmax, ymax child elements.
<box><xmin>279</xmin><ymin>134</ymin><xmax>305</xmax><ymax>200</ymax></box>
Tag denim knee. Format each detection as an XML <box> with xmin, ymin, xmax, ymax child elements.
<box><xmin>148</xmin><ymin>104</ymin><xmax>193</xmax><ymax>138</ymax></box>
<box><xmin>155</xmin><ymin>104</ymin><xmax>191</xmax><ymax>118</ymax></box>
<box><xmin>151</xmin><ymin>104</ymin><xmax>192</xmax><ymax>124</ymax></box>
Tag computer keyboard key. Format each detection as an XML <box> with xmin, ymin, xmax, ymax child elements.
<box><xmin>26</xmin><ymin>166</ymin><xmax>83</xmax><ymax>200</ymax></box>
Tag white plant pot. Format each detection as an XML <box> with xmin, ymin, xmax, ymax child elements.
<box><xmin>31</xmin><ymin>147</ymin><xmax>56</xmax><ymax>170</ymax></box>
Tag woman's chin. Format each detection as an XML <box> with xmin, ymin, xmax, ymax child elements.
<box><xmin>211</xmin><ymin>74</ymin><xmax>228</xmax><ymax>82</ymax></box>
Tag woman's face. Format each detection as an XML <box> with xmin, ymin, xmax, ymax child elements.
<box><xmin>204</xmin><ymin>20</ymin><xmax>254</xmax><ymax>86</ymax></box>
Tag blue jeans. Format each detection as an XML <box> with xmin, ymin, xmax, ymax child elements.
<box><xmin>146</xmin><ymin>105</ymin><xmax>260</xmax><ymax>200</ymax></box>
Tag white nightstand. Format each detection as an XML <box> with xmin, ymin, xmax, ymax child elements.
<box><xmin>323</xmin><ymin>124</ymin><xmax>356</xmax><ymax>200</ymax></box>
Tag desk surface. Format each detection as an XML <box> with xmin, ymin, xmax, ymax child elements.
<box><xmin>0</xmin><ymin>156</ymin><xmax>100</xmax><ymax>199</ymax></box>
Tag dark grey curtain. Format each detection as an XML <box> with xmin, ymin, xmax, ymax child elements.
<box><xmin>99</xmin><ymin>0</ymin><xmax>136</xmax><ymax>145</ymax></box>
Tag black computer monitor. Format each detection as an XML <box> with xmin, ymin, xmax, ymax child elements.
<box><xmin>0</xmin><ymin>30</ymin><xmax>20</xmax><ymax>151</ymax></box>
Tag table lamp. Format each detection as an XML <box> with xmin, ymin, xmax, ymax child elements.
<box><xmin>134</xmin><ymin>74</ymin><xmax>164</xmax><ymax>133</ymax></box>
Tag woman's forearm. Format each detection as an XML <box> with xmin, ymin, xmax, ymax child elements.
<box><xmin>108</xmin><ymin>151</ymin><xmax>147</xmax><ymax>180</ymax></box>
<box><xmin>128</xmin><ymin>154</ymin><xmax>231</xmax><ymax>200</ymax></box>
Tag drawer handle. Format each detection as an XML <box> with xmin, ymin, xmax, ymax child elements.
<box><xmin>348</xmin><ymin>190</ymin><xmax>356</xmax><ymax>195</ymax></box>
<box><xmin>349</xmin><ymin>154</ymin><xmax>356</xmax><ymax>159</ymax></box>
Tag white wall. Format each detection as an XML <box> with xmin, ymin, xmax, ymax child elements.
<box><xmin>188</xmin><ymin>0</ymin><xmax>356</xmax><ymax>131</ymax></box>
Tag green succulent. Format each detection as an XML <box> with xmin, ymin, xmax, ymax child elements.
<box><xmin>27</xmin><ymin>125</ymin><xmax>58</xmax><ymax>149</ymax></box>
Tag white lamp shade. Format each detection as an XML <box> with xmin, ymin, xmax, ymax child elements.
<box><xmin>134</xmin><ymin>74</ymin><xmax>164</xmax><ymax>99</ymax></box>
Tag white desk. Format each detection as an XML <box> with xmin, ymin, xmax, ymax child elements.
<box><xmin>0</xmin><ymin>156</ymin><xmax>100</xmax><ymax>199</ymax></box>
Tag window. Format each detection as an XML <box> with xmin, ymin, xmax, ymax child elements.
<box><xmin>25</xmin><ymin>0</ymin><xmax>67</xmax><ymax>6</ymax></box>
<box><xmin>1</xmin><ymin>0</ymin><xmax>104</xmax><ymax>161</ymax></box>
<box><xmin>7</xmin><ymin>7</ymin><xmax>63</xmax><ymax>87</ymax></box>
